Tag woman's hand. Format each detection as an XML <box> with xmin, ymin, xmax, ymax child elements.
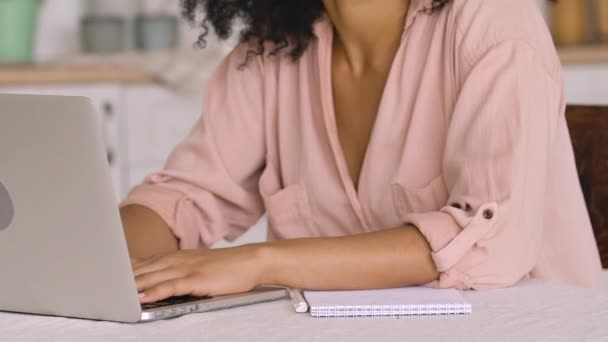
<box><xmin>133</xmin><ymin>245</ymin><xmax>267</xmax><ymax>304</ymax></box>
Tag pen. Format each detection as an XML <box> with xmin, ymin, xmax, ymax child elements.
<box><xmin>288</xmin><ymin>288</ymin><xmax>309</xmax><ymax>313</ymax></box>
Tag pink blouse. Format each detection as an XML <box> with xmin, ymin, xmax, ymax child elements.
<box><xmin>122</xmin><ymin>0</ymin><xmax>604</xmax><ymax>290</ymax></box>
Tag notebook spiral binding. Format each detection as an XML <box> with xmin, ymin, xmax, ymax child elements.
<box><xmin>311</xmin><ymin>303</ymin><xmax>472</xmax><ymax>318</ymax></box>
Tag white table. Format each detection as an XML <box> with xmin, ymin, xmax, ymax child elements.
<box><xmin>2</xmin><ymin>275</ymin><xmax>607</xmax><ymax>342</ymax></box>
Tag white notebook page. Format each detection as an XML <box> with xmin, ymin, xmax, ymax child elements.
<box><xmin>304</xmin><ymin>287</ymin><xmax>471</xmax><ymax>317</ymax></box>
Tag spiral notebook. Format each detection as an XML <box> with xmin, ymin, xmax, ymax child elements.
<box><xmin>304</xmin><ymin>287</ymin><xmax>471</xmax><ymax>318</ymax></box>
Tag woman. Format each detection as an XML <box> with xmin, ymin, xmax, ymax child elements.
<box><xmin>122</xmin><ymin>0</ymin><xmax>604</xmax><ymax>304</ymax></box>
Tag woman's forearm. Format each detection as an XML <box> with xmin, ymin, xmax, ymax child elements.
<box><xmin>132</xmin><ymin>224</ymin><xmax>440</xmax><ymax>302</ymax></box>
<box><xmin>257</xmin><ymin>226</ymin><xmax>439</xmax><ymax>290</ymax></box>
<box><xmin>120</xmin><ymin>205</ymin><xmax>179</xmax><ymax>259</ymax></box>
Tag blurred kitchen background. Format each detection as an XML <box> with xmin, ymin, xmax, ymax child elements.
<box><xmin>0</xmin><ymin>0</ymin><xmax>606</xmax><ymax>247</ymax></box>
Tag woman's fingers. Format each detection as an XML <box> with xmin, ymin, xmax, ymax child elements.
<box><xmin>133</xmin><ymin>255</ymin><xmax>176</xmax><ymax>277</ymax></box>
<box><xmin>136</xmin><ymin>267</ymin><xmax>189</xmax><ymax>293</ymax></box>
<box><xmin>132</xmin><ymin>255</ymin><xmax>160</xmax><ymax>271</ymax></box>
<box><xmin>133</xmin><ymin>251</ymin><xmax>204</xmax><ymax>276</ymax></box>
<box><xmin>140</xmin><ymin>277</ymin><xmax>203</xmax><ymax>304</ymax></box>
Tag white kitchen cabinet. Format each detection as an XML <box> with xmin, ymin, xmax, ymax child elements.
<box><xmin>123</xmin><ymin>85</ymin><xmax>204</xmax><ymax>186</ymax></box>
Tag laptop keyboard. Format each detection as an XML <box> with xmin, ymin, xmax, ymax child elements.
<box><xmin>141</xmin><ymin>295</ymin><xmax>212</xmax><ymax>310</ymax></box>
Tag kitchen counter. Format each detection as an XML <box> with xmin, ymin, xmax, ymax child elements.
<box><xmin>558</xmin><ymin>44</ymin><xmax>608</xmax><ymax>64</ymax></box>
<box><xmin>0</xmin><ymin>64</ymin><xmax>158</xmax><ymax>85</ymax></box>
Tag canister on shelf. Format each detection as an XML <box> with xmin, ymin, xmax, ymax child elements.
<box><xmin>597</xmin><ymin>0</ymin><xmax>608</xmax><ymax>42</ymax></box>
<box><xmin>552</xmin><ymin>0</ymin><xmax>590</xmax><ymax>45</ymax></box>
<box><xmin>0</xmin><ymin>0</ymin><xmax>40</xmax><ymax>64</ymax></box>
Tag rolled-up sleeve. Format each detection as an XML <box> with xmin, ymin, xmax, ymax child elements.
<box><xmin>407</xmin><ymin>41</ymin><xmax>562</xmax><ymax>290</ymax></box>
<box><xmin>121</xmin><ymin>44</ymin><xmax>266</xmax><ymax>249</ymax></box>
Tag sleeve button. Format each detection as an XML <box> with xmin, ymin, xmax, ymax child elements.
<box><xmin>483</xmin><ymin>209</ymin><xmax>494</xmax><ymax>220</ymax></box>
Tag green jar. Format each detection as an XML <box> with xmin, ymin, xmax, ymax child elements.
<box><xmin>0</xmin><ymin>0</ymin><xmax>40</xmax><ymax>64</ymax></box>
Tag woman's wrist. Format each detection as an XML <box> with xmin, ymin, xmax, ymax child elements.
<box><xmin>250</xmin><ymin>242</ymin><xmax>286</xmax><ymax>286</ymax></box>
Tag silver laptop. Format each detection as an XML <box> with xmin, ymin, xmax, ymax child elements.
<box><xmin>0</xmin><ymin>94</ymin><xmax>286</xmax><ymax>323</ymax></box>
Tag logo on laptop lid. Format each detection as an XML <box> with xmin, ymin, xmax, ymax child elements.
<box><xmin>0</xmin><ymin>180</ymin><xmax>14</xmax><ymax>231</ymax></box>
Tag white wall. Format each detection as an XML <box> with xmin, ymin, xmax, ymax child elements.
<box><xmin>35</xmin><ymin>0</ymin><xmax>82</xmax><ymax>62</ymax></box>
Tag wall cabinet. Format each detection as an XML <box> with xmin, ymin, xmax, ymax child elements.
<box><xmin>123</xmin><ymin>85</ymin><xmax>204</xmax><ymax>188</ymax></box>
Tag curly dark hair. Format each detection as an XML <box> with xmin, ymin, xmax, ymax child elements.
<box><xmin>181</xmin><ymin>0</ymin><xmax>452</xmax><ymax>61</ymax></box>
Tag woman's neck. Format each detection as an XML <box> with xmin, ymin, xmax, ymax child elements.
<box><xmin>323</xmin><ymin>0</ymin><xmax>410</xmax><ymax>74</ymax></box>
